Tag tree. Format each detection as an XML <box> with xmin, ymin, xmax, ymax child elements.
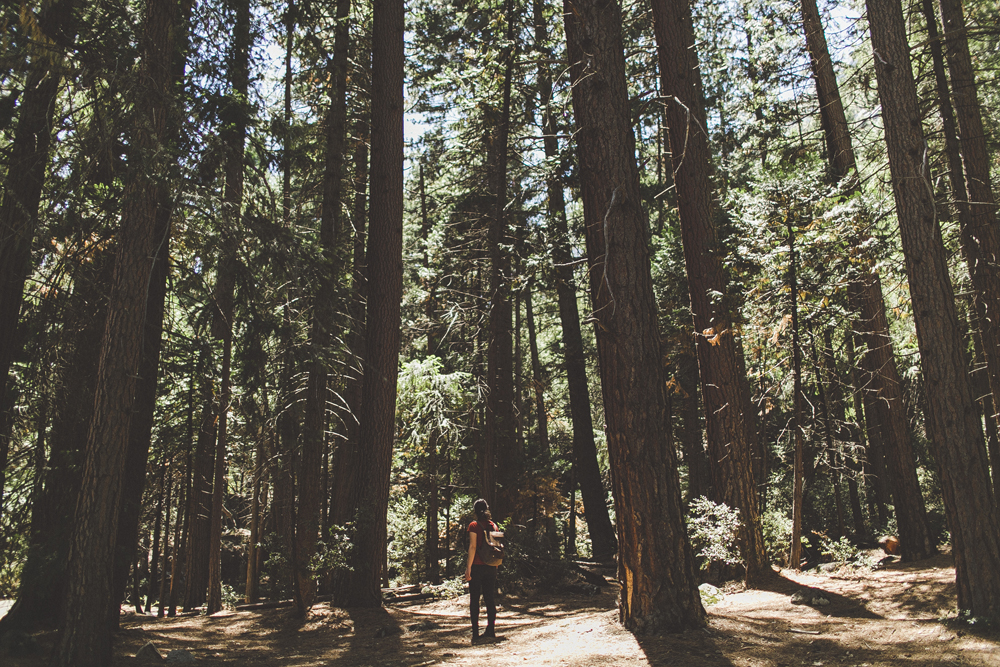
<box><xmin>562</xmin><ymin>0</ymin><xmax>705</xmax><ymax>632</ymax></box>
<box><xmin>649</xmin><ymin>0</ymin><xmax>769</xmax><ymax>585</ymax></box>
<box><xmin>865</xmin><ymin>0</ymin><xmax>1000</xmax><ymax>618</ymax></box>
<box><xmin>532</xmin><ymin>0</ymin><xmax>617</xmax><ymax>560</ymax></box>
<box><xmin>345</xmin><ymin>0</ymin><xmax>404</xmax><ymax>607</ymax></box>
<box><xmin>0</xmin><ymin>0</ymin><xmax>79</xmax><ymax>507</ymax></box>
<box><xmin>799</xmin><ymin>0</ymin><xmax>934</xmax><ymax>559</ymax></box>
<box><xmin>52</xmin><ymin>0</ymin><xmax>187</xmax><ymax>663</ymax></box>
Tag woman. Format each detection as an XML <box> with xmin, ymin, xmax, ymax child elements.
<box><xmin>464</xmin><ymin>498</ymin><xmax>499</xmax><ymax>643</ymax></box>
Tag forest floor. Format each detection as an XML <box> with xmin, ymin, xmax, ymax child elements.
<box><xmin>3</xmin><ymin>549</ymin><xmax>999</xmax><ymax>666</ymax></box>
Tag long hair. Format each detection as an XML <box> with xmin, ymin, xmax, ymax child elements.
<box><xmin>474</xmin><ymin>498</ymin><xmax>492</xmax><ymax>527</ymax></box>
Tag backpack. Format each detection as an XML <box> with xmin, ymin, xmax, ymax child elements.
<box><xmin>476</xmin><ymin>522</ymin><xmax>505</xmax><ymax>567</ymax></box>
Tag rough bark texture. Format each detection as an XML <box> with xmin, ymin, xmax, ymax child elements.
<box><xmin>801</xmin><ymin>0</ymin><xmax>934</xmax><ymax>558</ymax></box>
<box><xmin>51</xmin><ymin>1</ymin><xmax>182</xmax><ymax>663</ymax></box>
<box><xmin>297</xmin><ymin>0</ymin><xmax>351</xmax><ymax>615</ymax></box>
<box><xmin>865</xmin><ymin>0</ymin><xmax>1000</xmax><ymax>618</ymax></box>
<box><xmin>346</xmin><ymin>0</ymin><xmax>403</xmax><ymax>607</ymax></box>
<box><xmin>650</xmin><ymin>0</ymin><xmax>769</xmax><ymax>585</ymax></box>
<box><xmin>563</xmin><ymin>0</ymin><xmax>705</xmax><ymax>632</ymax></box>
<box><xmin>533</xmin><ymin>0</ymin><xmax>617</xmax><ymax>559</ymax></box>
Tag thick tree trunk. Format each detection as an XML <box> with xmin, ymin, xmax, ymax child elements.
<box><xmin>533</xmin><ymin>0</ymin><xmax>617</xmax><ymax>560</ymax></box>
<box><xmin>865</xmin><ymin>0</ymin><xmax>1000</xmax><ymax>618</ymax></box>
<box><xmin>650</xmin><ymin>0</ymin><xmax>769</xmax><ymax>585</ymax></box>
<box><xmin>562</xmin><ymin>0</ymin><xmax>705</xmax><ymax>632</ymax></box>
<box><xmin>52</xmin><ymin>1</ymin><xmax>184</xmax><ymax>663</ymax></box>
<box><xmin>801</xmin><ymin>0</ymin><xmax>934</xmax><ymax>558</ymax></box>
<box><xmin>297</xmin><ymin>0</ymin><xmax>351</xmax><ymax>615</ymax></box>
<box><xmin>922</xmin><ymin>0</ymin><xmax>1000</xmax><ymax>507</ymax></box>
<box><xmin>346</xmin><ymin>0</ymin><xmax>403</xmax><ymax>607</ymax></box>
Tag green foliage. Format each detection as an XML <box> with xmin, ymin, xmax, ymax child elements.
<box><xmin>820</xmin><ymin>535</ymin><xmax>858</xmax><ymax>564</ymax></box>
<box><xmin>687</xmin><ymin>497</ymin><xmax>743</xmax><ymax>569</ymax></box>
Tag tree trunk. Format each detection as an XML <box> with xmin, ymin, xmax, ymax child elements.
<box><xmin>533</xmin><ymin>0</ymin><xmax>617</xmax><ymax>560</ymax></box>
<box><xmin>52</xmin><ymin>1</ymin><xmax>184</xmax><ymax>662</ymax></box>
<box><xmin>677</xmin><ymin>342</ymin><xmax>710</xmax><ymax>504</ymax></box>
<box><xmin>801</xmin><ymin>0</ymin><xmax>934</xmax><ymax>557</ymax></box>
<box><xmin>346</xmin><ymin>0</ymin><xmax>403</xmax><ymax>607</ymax></box>
<box><xmin>562</xmin><ymin>0</ymin><xmax>705</xmax><ymax>632</ymax></box>
<box><xmin>297</xmin><ymin>0</ymin><xmax>351</xmax><ymax>615</ymax></box>
<box><xmin>524</xmin><ymin>279</ymin><xmax>549</xmax><ymax>461</ymax></box>
<box><xmin>0</xmin><ymin>0</ymin><xmax>78</xmax><ymax>454</ymax></box>
<box><xmin>0</xmin><ymin>247</ymin><xmax>110</xmax><ymax>635</ymax></box>
<box><xmin>156</xmin><ymin>457</ymin><xmax>174</xmax><ymax>615</ymax></box>
<box><xmin>788</xmin><ymin>220</ymin><xmax>805</xmax><ymax>570</ymax></box>
<box><xmin>184</xmin><ymin>381</ymin><xmax>217</xmax><ymax>610</ymax></box>
<box><xmin>147</xmin><ymin>459</ymin><xmax>167</xmax><ymax>612</ymax></box>
<box><xmin>650</xmin><ymin>0</ymin><xmax>769</xmax><ymax>585</ymax></box>
<box><xmin>483</xmin><ymin>0</ymin><xmax>516</xmax><ymax>517</ymax></box>
<box><xmin>921</xmin><ymin>0</ymin><xmax>1000</xmax><ymax>507</ymax></box>
<box><xmin>205</xmin><ymin>0</ymin><xmax>251</xmax><ymax>616</ymax></box>
<box><xmin>937</xmin><ymin>0</ymin><xmax>1000</xmax><ymax>437</ymax></box>
<box><xmin>865</xmin><ymin>0</ymin><xmax>1000</xmax><ymax>617</ymax></box>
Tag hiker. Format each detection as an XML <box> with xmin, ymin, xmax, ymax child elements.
<box><xmin>465</xmin><ymin>498</ymin><xmax>500</xmax><ymax>643</ymax></box>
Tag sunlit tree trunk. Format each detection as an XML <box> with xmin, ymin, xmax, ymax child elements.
<box><xmin>563</xmin><ymin>0</ymin><xmax>705</xmax><ymax>631</ymax></box>
<box><xmin>865</xmin><ymin>0</ymin><xmax>1000</xmax><ymax>617</ymax></box>
<box><xmin>650</xmin><ymin>0</ymin><xmax>769</xmax><ymax>585</ymax></box>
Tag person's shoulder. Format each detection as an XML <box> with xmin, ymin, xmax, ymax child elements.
<box><xmin>468</xmin><ymin>520</ymin><xmax>479</xmax><ymax>532</ymax></box>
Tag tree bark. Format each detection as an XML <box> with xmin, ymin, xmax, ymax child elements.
<box><xmin>297</xmin><ymin>0</ymin><xmax>351</xmax><ymax>615</ymax></box>
<box><xmin>865</xmin><ymin>0</ymin><xmax>1000</xmax><ymax>618</ymax></box>
<box><xmin>52</xmin><ymin>1</ymin><xmax>185</xmax><ymax>662</ymax></box>
<box><xmin>801</xmin><ymin>0</ymin><xmax>934</xmax><ymax>557</ymax></box>
<box><xmin>650</xmin><ymin>0</ymin><xmax>769</xmax><ymax>585</ymax></box>
<box><xmin>483</xmin><ymin>0</ymin><xmax>516</xmax><ymax>517</ymax></box>
<box><xmin>789</xmin><ymin>220</ymin><xmax>805</xmax><ymax>570</ymax></box>
<box><xmin>562</xmin><ymin>0</ymin><xmax>705</xmax><ymax>632</ymax></box>
<box><xmin>206</xmin><ymin>0</ymin><xmax>251</xmax><ymax>616</ymax></box>
<box><xmin>533</xmin><ymin>0</ymin><xmax>617</xmax><ymax>560</ymax></box>
<box><xmin>346</xmin><ymin>0</ymin><xmax>403</xmax><ymax>607</ymax></box>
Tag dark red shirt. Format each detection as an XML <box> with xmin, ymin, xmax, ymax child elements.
<box><xmin>468</xmin><ymin>519</ymin><xmax>496</xmax><ymax>566</ymax></box>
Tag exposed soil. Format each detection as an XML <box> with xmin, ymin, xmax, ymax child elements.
<box><xmin>4</xmin><ymin>550</ymin><xmax>998</xmax><ymax>666</ymax></box>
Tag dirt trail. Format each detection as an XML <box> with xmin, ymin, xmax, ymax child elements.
<box><xmin>4</xmin><ymin>551</ymin><xmax>998</xmax><ymax>665</ymax></box>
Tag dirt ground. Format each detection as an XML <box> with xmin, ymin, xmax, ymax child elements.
<box><xmin>4</xmin><ymin>550</ymin><xmax>999</xmax><ymax>666</ymax></box>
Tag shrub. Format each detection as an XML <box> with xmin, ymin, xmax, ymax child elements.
<box><xmin>687</xmin><ymin>496</ymin><xmax>743</xmax><ymax>569</ymax></box>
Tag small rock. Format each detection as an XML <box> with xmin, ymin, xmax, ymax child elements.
<box><xmin>135</xmin><ymin>641</ymin><xmax>165</xmax><ymax>663</ymax></box>
<box><xmin>811</xmin><ymin>597</ymin><xmax>831</xmax><ymax>607</ymax></box>
<box><xmin>791</xmin><ymin>590</ymin><xmax>810</xmax><ymax>605</ymax></box>
<box><xmin>165</xmin><ymin>648</ymin><xmax>197</xmax><ymax>664</ymax></box>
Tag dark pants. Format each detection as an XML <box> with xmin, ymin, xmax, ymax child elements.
<box><xmin>469</xmin><ymin>564</ymin><xmax>497</xmax><ymax>632</ymax></box>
